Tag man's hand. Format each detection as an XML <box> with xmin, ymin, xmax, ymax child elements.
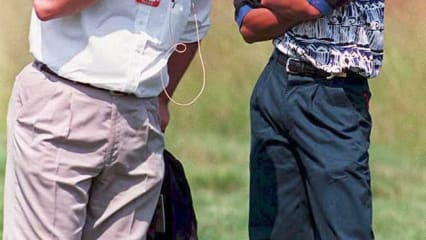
<box><xmin>159</xmin><ymin>98</ymin><xmax>170</xmax><ymax>132</ymax></box>
<box><xmin>33</xmin><ymin>0</ymin><xmax>99</xmax><ymax>21</ymax></box>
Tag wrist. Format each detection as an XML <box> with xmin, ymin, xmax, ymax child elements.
<box><xmin>236</xmin><ymin>4</ymin><xmax>254</xmax><ymax>28</ymax></box>
<box><xmin>307</xmin><ymin>0</ymin><xmax>333</xmax><ymax>15</ymax></box>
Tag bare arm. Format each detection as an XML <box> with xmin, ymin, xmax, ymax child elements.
<box><xmin>239</xmin><ymin>8</ymin><xmax>301</xmax><ymax>43</ymax></box>
<box><xmin>33</xmin><ymin>0</ymin><xmax>99</xmax><ymax>21</ymax></box>
<box><xmin>238</xmin><ymin>0</ymin><xmax>352</xmax><ymax>43</ymax></box>
<box><xmin>239</xmin><ymin>0</ymin><xmax>321</xmax><ymax>43</ymax></box>
<box><xmin>261</xmin><ymin>0</ymin><xmax>322</xmax><ymax>21</ymax></box>
<box><xmin>159</xmin><ymin>42</ymin><xmax>199</xmax><ymax>131</ymax></box>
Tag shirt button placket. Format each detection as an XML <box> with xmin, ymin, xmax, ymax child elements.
<box><xmin>126</xmin><ymin>5</ymin><xmax>150</xmax><ymax>92</ymax></box>
<box><xmin>135</xmin><ymin>6</ymin><xmax>150</xmax><ymax>52</ymax></box>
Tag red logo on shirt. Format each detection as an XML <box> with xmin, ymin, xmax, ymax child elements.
<box><xmin>137</xmin><ymin>0</ymin><xmax>160</xmax><ymax>7</ymax></box>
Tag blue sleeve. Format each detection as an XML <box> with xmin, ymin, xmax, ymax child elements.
<box><xmin>307</xmin><ymin>0</ymin><xmax>333</xmax><ymax>15</ymax></box>
<box><xmin>235</xmin><ymin>5</ymin><xmax>254</xmax><ymax>28</ymax></box>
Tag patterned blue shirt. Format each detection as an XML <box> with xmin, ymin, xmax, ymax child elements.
<box><xmin>274</xmin><ymin>0</ymin><xmax>384</xmax><ymax>78</ymax></box>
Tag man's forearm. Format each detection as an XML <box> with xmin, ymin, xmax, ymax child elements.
<box><xmin>261</xmin><ymin>0</ymin><xmax>321</xmax><ymax>21</ymax></box>
<box><xmin>33</xmin><ymin>0</ymin><xmax>99</xmax><ymax>21</ymax></box>
<box><xmin>160</xmin><ymin>42</ymin><xmax>199</xmax><ymax>104</ymax></box>
<box><xmin>237</xmin><ymin>0</ymin><xmax>322</xmax><ymax>43</ymax></box>
<box><xmin>240</xmin><ymin>8</ymin><xmax>299</xmax><ymax>43</ymax></box>
<box><xmin>158</xmin><ymin>42</ymin><xmax>199</xmax><ymax>131</ymax></box>
<box><xmin>260</xmin><ymin>0</ymin><xmax>352</xmax><ymax>22</ymax></box>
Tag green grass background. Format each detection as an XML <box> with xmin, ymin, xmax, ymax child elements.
<box><xmin>0</xmin><ymin>0</ymin><xmax>425</xmax><ymax>239</ymax></box>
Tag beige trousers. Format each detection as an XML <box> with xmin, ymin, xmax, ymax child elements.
<box><xmin>4</xmin><ymin>63</ymin><xmax>164</xmax><ymax>240</ymax></box>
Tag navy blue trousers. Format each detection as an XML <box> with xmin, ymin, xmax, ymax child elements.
<box><xmin>249</xmin><ymin>51</ymin><xmax>374</xmax><ymax>240</ymax></box>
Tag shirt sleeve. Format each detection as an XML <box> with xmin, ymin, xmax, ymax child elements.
<box><xmin>179</xmin><ymin>0</ymin><xmax>212</xmax><ymax>43</ymax></box>
<box><xmin>308</xmin><ymin>0</ymin><xmax>350</xmax><ymax>15</ymax></box>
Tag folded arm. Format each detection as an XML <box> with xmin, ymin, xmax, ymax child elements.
<box><xmin>33</xmin><ymin>0</ymin><xmax>99</xmax><ymax>21</ymax></box>
<box><xmin>235</xmin><ymin>0</ymin><xmax>351</xmax><ymax>43</ymax></box>
<box><xmin>236</xmin><ymin>0</ymin><xmax>321</xmax><ymax>43</ymax></box>
<box><xmin>263</xmin><ymin>0</ymin><xmax>351</xmax><ymax>18</ymax></box>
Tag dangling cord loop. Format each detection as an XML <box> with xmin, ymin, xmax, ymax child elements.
<box><xmin>160</xmin><ymin>1</ymin><xmax>206</xmax><ymax>106</ymax></box>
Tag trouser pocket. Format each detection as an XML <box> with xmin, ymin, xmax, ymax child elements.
<box><xmin>15</xmin><ymin>63</ymin><xmax>72</xmax><ymax>141</ymax></box>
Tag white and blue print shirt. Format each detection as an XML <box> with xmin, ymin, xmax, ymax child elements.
<box><xmin>275</xmin><ymin>0</ymin><xmax>384</xmax><ymax>78</ymax></box>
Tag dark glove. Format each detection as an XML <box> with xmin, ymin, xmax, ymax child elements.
<box><xmin>327</xmin><ymin>0</ymin><xmax>351</xmax><ymax>8</ymax></box>
<box><xmin>234</xmin><ymin>0</ymin><xmax>261</xmax><ymax>9</ymax></box>
<box><xmin>308</xmin><ymin>0</ymin><xmax>351</xmax><ymax>15</ymax></box>
<box><xmin>234</xmin><ymin>0</ymin><xmax>261</xmax><ymax>20</ymax></box>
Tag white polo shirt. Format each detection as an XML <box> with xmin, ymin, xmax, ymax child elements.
<box><xmin>29</xmin><ymin>0</ymin><xmax>211</xmax><ymax>97</ymax></box>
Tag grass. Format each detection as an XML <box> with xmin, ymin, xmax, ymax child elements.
<box><xmin>370</xmin><ymin>145</ymin><xmax>425</xmax><ymax>239</ymax></box>
<box><xmin>0</xmin><ymin>0</ymin><xmax>425</xmax><ymax>239</ymax></box>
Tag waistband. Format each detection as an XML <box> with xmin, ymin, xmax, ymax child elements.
<box><xmin>271</xmin><ymin>50</ymin><xmax>367</xmax><ymax>84</ymax></box>
<box><xmin>33</xmin><ymin>61</ymin><xmax>132</xmax><ymax>97</ymax></box>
